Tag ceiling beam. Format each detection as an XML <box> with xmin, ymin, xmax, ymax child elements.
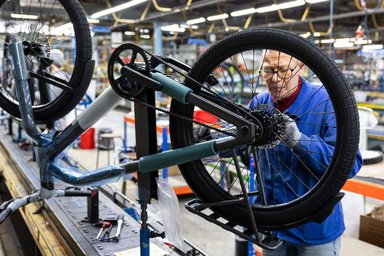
<box><xmin>112</xmin><ymin>0</ymin><xmax>229</xmax><ymax>29</ymax></box>
<box><xmin>252</xmin><ymin>8</ymin><xmax>384</xmax><ymax>29</ymax></box>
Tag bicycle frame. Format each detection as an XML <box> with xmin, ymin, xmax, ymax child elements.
<box><xmin>8</xmin><ymin>39</ymin><xmax>257</xmax><ymax>191</ymax></box>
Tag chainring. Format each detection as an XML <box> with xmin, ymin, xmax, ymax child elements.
<box><xmin>107</xmin><ymin>43</ymin><xmax>151</xmax><ymax>98</ymax></box>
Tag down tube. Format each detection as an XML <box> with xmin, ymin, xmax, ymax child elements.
<box><xmin>47</xmin><ymin>87</ymin><xmax>123</xmax><ymax>160</ymax></box>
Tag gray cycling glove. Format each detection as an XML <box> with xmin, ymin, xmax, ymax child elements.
<box><xmin>281</xmin><ymin>114</ymin><xmax>302</xmax><ymax>148</ymax></box>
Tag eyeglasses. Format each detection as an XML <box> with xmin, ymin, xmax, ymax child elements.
<box><xmin>261</xmin><ymin>63</ymin><xmax>299</xmax><ymax>80</ymax></box>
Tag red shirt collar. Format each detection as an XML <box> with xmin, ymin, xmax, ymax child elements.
<box><xmin>274</xmin><ymin>77</ymin><xmax>303</xmax><ymax>112</ymax></box>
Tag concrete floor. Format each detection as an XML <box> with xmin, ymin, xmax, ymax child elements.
<box><xmin>67</xmin><ymin>106</ymin><xmax>384</xmax><ymax>256</ymax></box>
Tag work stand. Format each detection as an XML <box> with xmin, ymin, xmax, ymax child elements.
<box><xmin>134</xmin><ymin>89</ymin><xmax>162</xmax><ymax>256</ymax></box>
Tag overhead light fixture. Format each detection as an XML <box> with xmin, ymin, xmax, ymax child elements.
<box><xmin>91</xmin><ymin>0</ymin><xmax>148</xmax><ymax>19</ymax></box>
<box><xmin>124</xmin><ymin>31</ymin><xmax>135</xmax><ymax>36</ymax></box>
<box><xmin>334</xmin><ymin>41</ymin><xmax>354</xmax><ymax>48</ymax></box>
<box><xmin>278</xmin><ymin>0</ymin><xmax>306</xmax><ymax>9</ymax></box>
<box><xmin>139</xmin><ymin>28</ymin><xmax>150</xmax><ymax>33</ymax></box>
<box><xmin>354</xmin><ymin>39</ymin><xmax>372</xmax><ymax>45</ymax></box>
<box><xmin>255</xmin><ymin>0</ymin><xmax>305</xmax><ymax>13</ymax></box>
<box><xmin>313</xmin><ymin>32</ymin><xmax>321</xmax><ymax>37</ymax></box>
<box><xmin>306</xmin><ymin>0</ymin><xmax>329</xmax><ymax>3</ymax></box>
<box><xmin>231</xmin><ymin>8</ymin><xmax>256</xmax><ymax>17</ymax></box>
<box><xmin>140</xmin><ymin>34</ymin><xmax>151</xmax><ymax>39</ymax></box>
<box><xmin>207</xmin><ymin>13</ymin><xmax>229</xmax><ymax>21</ymax></box>
<box><xmin>362</xmin><ymin>44</ymin><xmax>383</xmax><ymax>50</ymax></box>
<box><xmin>87</xmin><ymin>18</ymin><xmax>100</xmax><ymax>24</ymax></box>
<box><xmin>320</xmin><ymin>38</ymin><xmax>334</xmax><ymax>44</ymax></box>
<box><xmin>300</xmin><ymin>32</ymin><xmax>311</xmax><ymax>38</ymax></box>
<box><xmin>186</xmin><ymin>17</ymin><xmax>205</xmax><ymax>25</ymax></box>
<box><xmin>11</xmin><ymin>13</ymin><xmax>38</xmax><ymax>20</ymax></box>
<box><xmin>161</xmin><ymin>24</ymin><xmax>185</xmax><ymax>32</ymax></box>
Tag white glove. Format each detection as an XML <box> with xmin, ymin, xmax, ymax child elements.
<box><xmin>282</xmin><ymin>114</ymin><xmax>302</xmax><ymax>148</ymax></box>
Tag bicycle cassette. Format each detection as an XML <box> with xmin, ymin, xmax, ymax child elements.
<box><xmin>107</xmin><ymin>43</ymin><xmax>151</xmax><ymax>98</ymax></box>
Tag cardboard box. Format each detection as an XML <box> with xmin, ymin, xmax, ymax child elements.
<box><xmin>359</xmin><ymin>205</ymin><xmax>384</xmax><ymax>248</ymax></box>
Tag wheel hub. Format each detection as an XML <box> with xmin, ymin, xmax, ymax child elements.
<box><xmin>250</xmin><ymin>105</ymin><xmax>285</xmax><ymax>148</ymax></box>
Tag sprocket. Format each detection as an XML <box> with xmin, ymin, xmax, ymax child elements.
<box><xmin>251</xmin><ymin>104</ymin><xmax>285</xmax><ymax>149</ymax></box>
<box><xmin>107</xmin><ymin>43</ymin><xmax>151</xmax><ymax>98</ymax></box>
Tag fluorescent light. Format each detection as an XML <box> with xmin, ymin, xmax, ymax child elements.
<box><xmin>306</xmin><ymin>0</ymin><xmax>329</xmax><ymax>3</ymax></box>
<box><xmin>231</xmin><ymin>8</ymin><xmax>256</xmax><ymax>17</ymax></box>
<box><xmin>87</xmin><ymin>18</ymin><xmax>100</xmax><ymax>24</ymax></box>
<box><xmin>207</xmin><ymin>13</ymin><xmax>229</xmax><ymax>21</ymax></box>
<box><xmin>313</xmin><ymin>32</ymin><xmax>321</xmax><ymax>37</ymax></box>
<box><xmin>139</xmin><ymin>28</ymin><xmax>150</xmax><ymax>33</ymax></box>
<box><xmin>278</xmin><ymin>0</ymin><xmax>305</xmax><ymax>9</ymax></box>
<box><xmin>362</xmin><ymin>44</ymin><xmax>383</xmax><ymax>50</ymax></box>
<box><xmin>354</xmin><ymin>39</ymin><xmax>372</xmax><ymax>45</ymax></box>
<box><xmin>91</xmin><ymin>0</ymin><xmax>148</xmax><ymax>19</ymax></box>
<box><xmin>11</xmin><ymin>13</ymin><xmax>38</xmax><ymax>20</ymax></box>
<box><xmin>320</xmin><ymin>38</ymin><xmax>334</xmax><ymax>44</ymax></box>
<box><xmin>186</xmin><ymin>17</ymin><xmax>205</xmax><ymax>25</ymax></box>
<box><xmin>335</xmin><ymin>37</ymin><xmax>353</xmax><ymax>43</ymax></box>
<box><xmin>161</xmin><ymin>24</ymin><xmax>185</xmax><ymax>32</ymax></box>
<box><xmin>334</xmin><ymin>41</ymin><xmax>354</xmax><ymax>48</ymax></box>
<box><xmin>300</xmin><ymin>32</ymin><xmax>310</xmax><ymax>38</ymax></box>
<box><xmin>140</xmin><ymin>34</ymin><xmax>150</xmax><ymax>39</ymax></box>
<box><xmin>256</xmin><ymin>0</ymin><xmax>305</xmax><ymax>13</ymax></box>
<box><xmin>124</xmin><ymin>31</ymin><xmax>135</xmax><ymax>36</ymax></box>
<box><xmin>255</xmin><ymin>5</ymin><xmax>278</xmax><ymax>13</ymax></box>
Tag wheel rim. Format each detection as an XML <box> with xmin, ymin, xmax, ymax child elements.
<box><xmin>179</xmin><ymin>44</ymin><xmax>347</xmax><ymax>223</ymax></box>
<box><xmin>0</xmin><ymin>0</ymin><xmax>79</xmax><ymax>110</ymax></box>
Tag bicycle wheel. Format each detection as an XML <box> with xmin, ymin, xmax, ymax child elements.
<box><xmin>215</xmin><ymin>62</ymin><xmax>245</xmax><ymax>104</ymax></box>
<box><xmin>0</xmin><ymin>0</ymin><xmax>92</xmax><ymax>123</ymax></box>
<box><xmin>170</xmin><ymin>29</ymin><xmax>360</xmax><ymax>229</ymax></box>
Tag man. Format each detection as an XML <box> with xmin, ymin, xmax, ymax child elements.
<box><xmin>248</xmin><ymin>50</ymin><xmax>362</xmax><ymax>256</ymax></box>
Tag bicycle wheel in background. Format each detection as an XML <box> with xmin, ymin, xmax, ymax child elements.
<box><xmin>0</xmin><ymin>0</ymin><xmax>92</xmax><ymax>123</ymax></box>
<box><xmin>170</xmin><ymin>29</ymin><xmax>360</xmax><ymax>230</ymax></box>
<box><xmin>215</xmin><ymin>62</ymin><xmax>245</xmax><ymax>104</ymax></box>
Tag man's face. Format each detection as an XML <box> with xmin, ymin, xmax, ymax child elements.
<box><xmin>263</xmin><ymin>51</ymin><xmax>301</xmax><ymax>100</ymax></box>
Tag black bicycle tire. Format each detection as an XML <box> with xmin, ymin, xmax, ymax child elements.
<box><xmin>170</xmin><ymin>29</ymin><xmax>360</xmax><ymax>229</ymax></box>
<box><xmin>0</xmin><ymin>0</ymin><xmax>92</xmax><ymax>123</ymax></box>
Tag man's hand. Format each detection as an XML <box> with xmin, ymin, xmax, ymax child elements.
<box><xmin>281</xmin><ymin>114</ymin><xmax>302</xmax><ymax>148</ymax></box>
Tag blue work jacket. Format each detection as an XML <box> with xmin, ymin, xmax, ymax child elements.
<box><xmin>248</xmin><ymin>79</ymin><xmax>362</xmax><ymax>245</ymax></box>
